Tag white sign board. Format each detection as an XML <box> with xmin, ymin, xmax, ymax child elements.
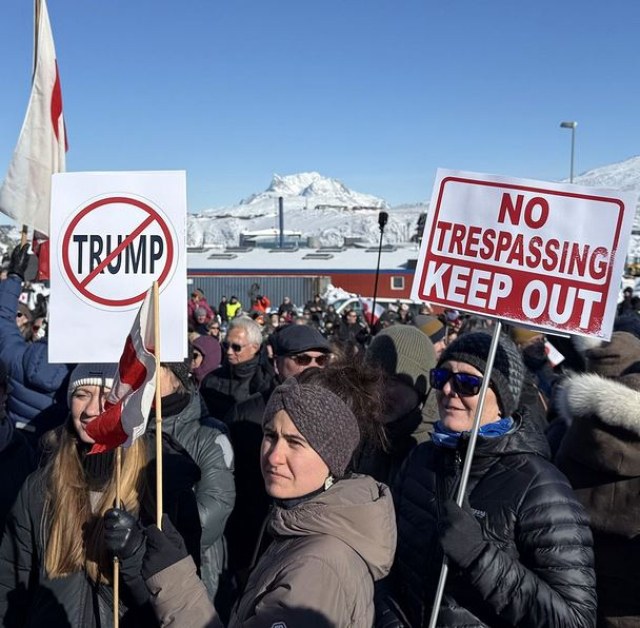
<box><xmin>411</xmin><ymin>169</ymin><xmax>637</xmax><ymax>340</ymax></box>
<box><xmin>49</xmin><ymin>171</ymin><xmax>187</xmax><ymax>362</ymax></box>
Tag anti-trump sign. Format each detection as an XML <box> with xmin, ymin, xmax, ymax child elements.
<box><xmin>49</xmin><ymin>171</ymin><xmax>187</xmax><ymax>362</ymax></box>
<box><xmin>411</xmin><ymin>169</ymin><xmax>637</xmax><ymax>340</ymax></box>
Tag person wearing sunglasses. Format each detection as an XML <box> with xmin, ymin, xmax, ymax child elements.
<box><xmin>190</xmin><ymin>335</ymin><xmax>223</xmax><ymax>388</ymax></box>
<box><xmin>223</xmin><ymin>323</ymin><xmax>333</xmax><ymax>596</ymax></box>
<box><xmin>382</xmin><ymin>331</ymin><xmax>596</xmax><ymax>627</ymax></box>
<box><xmin>200</xmin><ymin>317</ymin><xmax>275</xmax><ymax>423</ymax></box>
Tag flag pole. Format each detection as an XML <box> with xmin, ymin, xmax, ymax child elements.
<box><xmin>33</xmin><ymin>0</ymin><xmax>41</xmax><ymax>79</ymax></box>
<box><xmin>153</xmin><ymin>280</ymin><xmax>163</xmax><ymax>529</ymax></box>
<box><xmin>22</xmin><ymin>0</ymin><xmax>41</xmax><ymax>245</ymax></box>
<box><xmin>427</xmin><ymin>320</ymin><xmax>503</xmax><ymax>628</ymax></box>
<box><xmin>113</xmin><ymin>445</ymin><xmax>122</xmax><ymax>628</ymax></box>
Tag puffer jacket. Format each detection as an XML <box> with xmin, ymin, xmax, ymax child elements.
<box><xmin>229</xmin><ymin>474</ymin><xmax>396</xmax><ymax>627</ymax></box>
<box><xmin>0</xmin><ymin>471</ymin><xmax>148</xmax><ymax>628</ymax></box>
<box><xmin>391</xmin><ymin>414</ymin><xmax>597</xmax><ymax>628</ymax></box>
<box><xmin>0</xmin><ymin>276</ymin><xmax>71</xmax><ymax>441</ymax></box>
<box><xmin>146</xmin><ymin>390</ymin><xmax>235</xmax><ymax>602</ymax></box>
<box><xmin>556</xmin><ymin>373</ymin><xmax>640</xmax><ymax>628</ymax></box>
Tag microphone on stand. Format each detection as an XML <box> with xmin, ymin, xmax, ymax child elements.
<box><xmin>378</xmin><ymin>211</ymin><xmax>389</xmax><ymax>231</ymax></box>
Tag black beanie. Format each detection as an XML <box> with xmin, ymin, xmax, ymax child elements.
<box><xmin>437</xmin><ymin>331</ymin><xmax>525</xmax><ymax>417</ymax></box>
<box><xmin>163</xmin><ymin>361</ymin><xmax>192</xmax><ymax>390</ymax></box>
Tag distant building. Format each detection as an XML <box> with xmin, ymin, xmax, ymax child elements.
<box><xmin>187</xmin><ymin>243</ymin><xmax>421</xmax><ymax>308</ymax></box>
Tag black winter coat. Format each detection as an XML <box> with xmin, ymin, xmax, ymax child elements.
<box><xmin>390</xmin><ymin>414</ymin><xmax>596</xmax><ymax>628</ymax></box>
<box><xmin>224</xmin><ymin>388</ymin><xmax>274</xmax><ymax>577</ymax></box>
<box><xmin>0</xmin><ymin>419</ymin><xmax>35</xmax><ymax>544</ymax></box>
<box><xmin>200</xmin><ymin>353</ymin><xmax>274</xmax><ymax>422</ymax></box>
<box><xmin>0</xmin><ymin>471</ymin><xmax>150</xmax><ymax>628</ymax></box>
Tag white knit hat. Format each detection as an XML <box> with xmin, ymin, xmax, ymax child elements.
<box><xmin>67</xmin><ymin>363</ymin><xmax>118</xmax><ymax>405</ymax></box>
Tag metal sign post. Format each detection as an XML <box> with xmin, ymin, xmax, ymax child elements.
<box><xmin>427</xmin><ymin>320</ymin><xmax>502</xmax><ymax>628</ymax></box>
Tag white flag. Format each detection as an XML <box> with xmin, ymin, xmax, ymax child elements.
<box><xmin>0</xmin><ymin>0</ymin><xmax>67</xmax><ymax>235</ymax></box>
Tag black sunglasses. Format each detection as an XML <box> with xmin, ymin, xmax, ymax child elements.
<box><xmin>430</xmin><ymin>368</ymin><xmax>483</xmax><ymax>397</ymax></box>
<box><xmin>223</xmin><ymin>341</ymin><xmax>245</xmax><ymax>353</ymax></box>
<box><xmin>288</xmin><ymin>353</ymin><xmax>330</xmax><ymax>367</ymax></box>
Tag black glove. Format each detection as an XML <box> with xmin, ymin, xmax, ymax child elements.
<box><xmin>103</xmin><ymin>508</ymin><xmax>144</xmax><ymax>559</ymax></box>
<box><xmin>438</xmin><ymin>498</ymin><xmax>486</xmax><ymax>570</ymax></box>
<box><xmin>142</xmin><ymin>514</ymin><xmax>189</xmax><ymax>580</ymax></box>
<box><xmin>104</xmin><ymin>508</ymin><xmax>149</xmax><ymax>607</ymax></box>
<box><xmin>8</xmin><ymin>244</ymin><xmax>31</xmax><ymax>280</ymax></box>
<box><xmin>375</xmin><ymin>597</ymin><xmax>409</xmax><ymax>628</ymax></box>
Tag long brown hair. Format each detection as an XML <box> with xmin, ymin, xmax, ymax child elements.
<box><xmin>43</xmin><ymin>421</ymin><xmax>148</xmax><ymax>582</ymax></box>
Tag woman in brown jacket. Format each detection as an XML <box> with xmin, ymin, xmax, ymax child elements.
<box><xmin>145</xmin><ymin>368</ymin><xmax>396</xmax><ymax>628</ymax></box>
<box><xmin>229</xmin><ymin>373</ymin><xmax>396</xmax><ymax>627</ymax></box>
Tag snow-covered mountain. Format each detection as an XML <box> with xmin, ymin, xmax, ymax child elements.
<box><xmin>187</xmin><ymin>161</ymin><xmax>640</xmax><ymax>254</ymax></box>
<box><xmin>241</xmin><ymin>171</ymin><xmax>387</xmax><ymax>209</ymax></box>
<box><xmin>570</xmin><ymin>156</ymin><xmax>640</xmax><ymax>257</ymax></box>
<box><xmin>189</xmin><ymin>171</ymin><xmax>422</xmax><ymax>248</ymax></box>
<box><xmin>571</xmin><ymin>156</ymin><xmax>640</xmax><ymax>191</ymax></box>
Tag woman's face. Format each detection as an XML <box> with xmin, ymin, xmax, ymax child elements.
<box><xmin>71</xmin><ymin>384</ymin><xmax>110</xmax><ymax>444</ymax></box>
<box><xmin>436</xmin><ymin>360</ymin><xmax>501</xmax><ymax>432</ymax></box>
<box><xmin>191</xmin><ymin>348</ymin><xmax>204</xmax><ymax>370</ymax></box>
<box><xmin>261</xmin><ymin>409</ymin><xmax>329</xmax><ymax>499</ymax></box>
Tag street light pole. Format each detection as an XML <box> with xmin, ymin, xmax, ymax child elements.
<box><xmin>560</xmin><ymin>121</ymin><xmax>577</xmax><ymax>183</ymax></box>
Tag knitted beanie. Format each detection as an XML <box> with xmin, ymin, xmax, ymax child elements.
<box><xmin>437</xmin><ymin>332</ymin><xmax>525</xmax><ymax>417</ymax></box>
<box><xmin>163</xmin><ymin>361</ymin><xmax>192</xmax><ymax>390</ymax></box>
<box><xmin>508</xmin><ymin>326</ymin><xmax>542</xmax><ymax>346</ymax></box>
<box><xmin>366</xmin><ymin>325</ymin><xmax>436</xmax><ymax>397</ymax></box>
<box><xmin>68</xmin><ymin>363</ymin><xmax>118</xmax><ymax>405</ymax></box>
<box><xmin>584</xmin><ymin>331</ymin><xmax>640</xmax><ymax>378</ymax></box>
<box><xmin>414</xmin><ymin>315</ymin><xmax>446</xmax><ymax>344</ymax></box>
<box><xmin>263</xmin><ymin>377</ymin><xmax>360</xmax><ymax>477</ymax></box>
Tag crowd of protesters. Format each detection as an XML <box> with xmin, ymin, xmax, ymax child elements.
<box><xmin>3</xmin><ymin>242</ymin><xmax>640</xmax><ymax>625</ymax></box>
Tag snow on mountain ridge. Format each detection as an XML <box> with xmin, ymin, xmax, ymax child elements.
<box><xmin>190</xmin><ymin>159</ymin><xmax>640</xmax><ymax>254</ymax></box>
<box><xmin>572</xmin><ymin>155</ymin><xmax>640</xmax><ymax>191</ymax></box>
<box><xmin>240</xmin><ymin>171</ymin><xmax>388</xmax><ymax>209</ymax></box>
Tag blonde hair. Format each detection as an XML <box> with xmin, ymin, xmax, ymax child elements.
<box><xmin>44</xmin><ymin>421</ymin><xmax>148</xmax><ymax>582</ymax></box>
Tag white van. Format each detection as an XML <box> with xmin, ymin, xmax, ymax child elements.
<box><xmin>331</xmin><ymin>296</ymin><xmax>428</xmax><ymax>318</ymax></box>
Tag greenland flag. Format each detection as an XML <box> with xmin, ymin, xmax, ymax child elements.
<box><xmin>0</xmin><ymin>0</ymin><xmax>67</xmax><ymax>235</ymax></box>
<box><xmin>86</xmin><ymin>287</ymin><xmax>157</xmax><ymax>454</ymax></box>
<box><xmin>360</xmin><ymin>298</ymin><xmax>386</xmax><ymax>326</ymax></box>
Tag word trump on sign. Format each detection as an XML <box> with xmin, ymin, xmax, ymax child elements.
<box><xmin>60</xmin><ymin>195</ymin><xmax>175</xmax><ymax>308</ymax></box>
<box><xmin>411</xmin><ymin>170</ymin><xmax>637</xmax><ymax>339</ymax></box>
<box><xmin>50</xmin><ymin>171</ymin><xmax>187</xmax><ymax>363</ymax></box>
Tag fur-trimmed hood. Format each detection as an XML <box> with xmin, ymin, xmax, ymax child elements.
<box><xmin>556</xmin><ymin>372</ymin><xmax>640</xmax><ymax>437</ymax></box>
<box><xmin>556</xmin><ymin>372</ymin><xmax>640</xmax><ymax>538</ymax></box>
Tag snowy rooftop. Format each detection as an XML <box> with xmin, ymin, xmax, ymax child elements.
<box><xmin>187</xmin><ymin>243</ymin><xmax>421</xmax><ymax>273</ymax></box>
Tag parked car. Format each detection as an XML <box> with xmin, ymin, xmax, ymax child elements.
<box><xmin>332</xmin><ymin>296</ymin><xmax>427</xmax><ymax>318</ymax></box>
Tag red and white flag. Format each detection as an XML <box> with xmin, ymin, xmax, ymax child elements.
<box><xmin>360</xmin><ymin>298</ymin><xmax>386</xmax><ymax>326</ymax></box>
<box><xmin>0</xmin><ymin>0</ymin><xmax>67</xmax><ymax>235</ymax></box>
<box><xmin>86</xmin><ymin>287</ymin><xmax>157</xmax><ymax>454</ymax></box>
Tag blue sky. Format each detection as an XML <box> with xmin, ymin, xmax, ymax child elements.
<box><xmin>0</xmin><ymin>0</ymin><xmax>638</xmax><ymax>217</ymax></box>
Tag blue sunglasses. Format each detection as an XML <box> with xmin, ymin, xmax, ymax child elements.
<box><xmin>430</xmin><ymin>368</ymin><xmax>483</xmax><ymax>397</ymax></box>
